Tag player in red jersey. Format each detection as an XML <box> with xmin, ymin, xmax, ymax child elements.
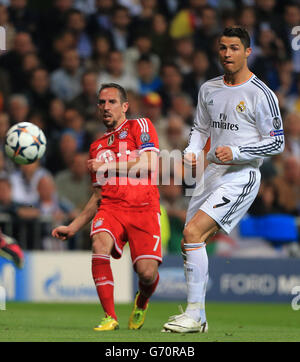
<box><xmin>52</xmin><ymin>83</ymin><xmax>161</xmax><ymax>331</ymax></box>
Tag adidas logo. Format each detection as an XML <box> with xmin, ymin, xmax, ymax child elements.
<box><xmin>207</xmin><ymin>99</ymin><xmax>214</xmax><ymax>106</ymax></box>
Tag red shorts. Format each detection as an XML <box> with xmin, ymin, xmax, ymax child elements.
<box><xmin>90</xmin><ymin>207</ymin><xmax>162</xmax><ymax>266</ymax></box>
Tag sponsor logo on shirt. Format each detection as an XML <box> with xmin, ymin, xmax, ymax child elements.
<box><xmin>212</xmin><ymin>114</ymin><xmax>239</xmax><ymax>131</ymax></box>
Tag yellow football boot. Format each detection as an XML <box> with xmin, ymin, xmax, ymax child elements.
<box><xmin>93</xmin><ymin>315</ymin><xmax>119</xmax><ymax>331</ymax></box>
<box><xmin>128</xmin><ymin>292</ymin><xmax>149</xmax><ymax>330</ymax></box>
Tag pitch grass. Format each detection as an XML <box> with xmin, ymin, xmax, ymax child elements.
<box><xmin>0</xmin><ymin>301</ymin><xmax>299</xmax><ymax>342</ymax></box>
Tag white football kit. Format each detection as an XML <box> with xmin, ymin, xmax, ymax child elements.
<box><xmin>185</xmin><ymin>73</ymin><xmax>285</xmax><ymax>233</ymax></box>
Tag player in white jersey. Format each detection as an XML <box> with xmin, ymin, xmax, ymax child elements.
<box><xmin>162</xmin><ymin>27</ymin><xmax>285</xmax><ymax>333</ymax></box>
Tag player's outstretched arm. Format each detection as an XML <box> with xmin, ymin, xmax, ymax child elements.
<box><xmin>52</xmin><ymin>191</ymin><xmax>99</xmax><ymax>240</ymax></box>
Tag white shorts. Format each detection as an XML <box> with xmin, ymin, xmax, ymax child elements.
<box><xmin>186</xmin><ymin>163</ymin><xmax>261</xmax><ymax>234</ymax></box>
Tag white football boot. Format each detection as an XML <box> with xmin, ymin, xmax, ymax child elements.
<box><xmin>162</xmin><ymin>306</ymin><xmax>208</xmax><ymax>333</ymax></box>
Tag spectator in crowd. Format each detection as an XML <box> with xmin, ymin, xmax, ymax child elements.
<box><xmin>150</xmin><ymin>12</ymin><xmax>173</xmax><ymax>62</ymax></box>
<box><xmin>50</xmin><ymin>48</ymin><xmax>85</xmax><ymax>102</ymax></box>
<box><xmin>0</xmin><ymin>31</ymin><xmax>36</xmax><ymax>92</ymax></box>
<box><xmin>285</xmin><ymin>74</ymin><xmax>300</xmax><ymax>114</ymax></box>
<box><xmin>85</xmin><ymin>34</ymin><xmax>112</xmax><ymax>73</ymax></box>
<box><xmin>158</xmin><ymin>62</ymin><xmax>187</xmax><ymax>115</ymax></box>
<box><xmin>136</xmin><ymin>55</ymin><xmax>162</xmax><ymax>96</ymax></box>
<box><xmin>169</xmin><ymin>93</ymin><xmax>195</xmax><ymax>126</ymax></box>
<box><xmin>183</xmin><ymin>49</ymin><xmax>217</xmax><ymax>106</ymax></box>
<box><xmin>55</xmin><ymin>152</ymin><xmax>91</xmax><ymax>210</ymax></box>
<box><xmin>126</xmin><ymin>90</ymin><xmax>142</xmax><ymax>119</ymax></box>
<box><xmin>97</xmin><ymin>50</ymin><xmax>139</xmax><ymax>93</ymax></box>
<box><xmin>69</xmin><ymin>71</ymin><xmax>97</xmax><ymax>126</ymax></box>
<box><xmin>169</xmin><ymin>0</ymin><xmax>206</xmax><ymax>39</ymax></box>
<box><xmin>283</xmin><ymin>112</ymin><xmax>300</xmax><ymax>160</ymax></box>
<box><xmin>8</xmin><ymin>0</ymin><xmax>37</xmax><ymax>36</ymax></box>
<box><xmin>8</xmin><ymin>94</ymin><xmax>30</xmax><ymax>124</ymax></box>
<box><xmin>46</xmin><ymin>98</ymin><xmax>66</xmax><ymax>140</ymax></box>
<box><xmin>62</xmin><ymin>107</ymin><xmax>92</xmax><ymax>152</ymax></box>
<box><xmin>46</xmin><ymin>131</ymin><xmax>78</xmax><ymax>175</ymax></box>
<box><xmin>160</xmin><ymin>114</ymin><xmax>189</xmax><ymax>153</ymax></box>
<box><xmin>237</xmin><ymin>6</ymin><xmax>259</xmax><ymax>66</ymax></box>
<box><xmin>272</xmin><ymin>156</ymin><xmax>300</xmax><ymax>216</ymax></box>
<box><xmin>173</xmin><ymin>36</ymin><xmax>195</xmax><ymax>75</ymax></box>
<box><xmin>130</xmin><ymin>0</ymin><xmax>158</xmax><ymax>33</ymax></box>
<box><xmin>193</xmin><ymin>5</ymin><xmax>219</xmax><ymax>53</ymax></box>
<box><xmin>248</xmin><ymin>180</ymin><xmax>281</xmax><ymax>217</ymax></box>
<box><xmin>251</xmin><ymin>25</ymin><xmax>286</xmax><ymax>85</ymax></box>
<box><xmin>87</xmin><ymin>0</ymin><xmax>115</xmax><ymax>39</ymax></box>
<box><xmin>254</xmin><ymin>0</ymin><xmax>282</xmax><ymax>32</ymax></box>
<box><xmin>109</xmin><ymin>5</ymin><xmax>133</xmax><ymax>52</ymax></box>
<box><xmin>141</xmin><ymin>92</ymin><xmax>168</xmax><ymax>145</ymax></box>
<box><xmin>26</xmin><ymin>67</ymin><xmax>55</xmax><ymax>116</ymax></box>
<box><xmin>69</xmin><ymin>70</ymin><xmax>98</xmax><ymax>123</ymax></box>
<box><xmin>124</xmin><ymin>32</ymin><xmax>160</xmax><ymax>77</ymax></box>
<box><xmin>65</xmin><ymin>8</ymin><xmax>92</xmax><ymax>59</ymax></box>
<box><xmin>0</xmin><ymin>173</ymin><xmax>41</xmax><ymax>242</ymax></box>
<box><xmin>43</xmin><ymin>30</ymin><xmax>76</xmax><ymax>72</ymax></box>
<box><xmin>9</xmin><ymin>161</ymin><xmax>52</xmax><ymax>206</ymax></box>
<box><xmin>273</xmin><ymin>59</ymin><xmax>298</xmax><ymax>100</ymax></box>
<box><xmin>37</xmin><ymin>175</ymin><xmax>78</xmax><ymax>250</ymax></box>
<box><xmin>37</xmin><ymin>0</ymin><xmax>74</xmax><ymax>51</ymax></box>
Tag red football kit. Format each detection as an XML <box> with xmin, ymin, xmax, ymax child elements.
<box><xmin>89</xmin><ymin>118</ymin><xmax>162</xmax><ymax>266</ymax></box>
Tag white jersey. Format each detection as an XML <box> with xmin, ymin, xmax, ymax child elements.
<box><xmin>185</xmin><ymin>73</ymin><xmax>285</xmax><ymax>168</ymax></box>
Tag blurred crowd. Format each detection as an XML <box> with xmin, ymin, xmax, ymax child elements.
<box><xmin>0</xmin><ymin>0</ymin><xmax>299</xmax><ymax>253</ymax></box>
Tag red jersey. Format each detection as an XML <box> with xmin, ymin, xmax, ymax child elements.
<box><xmin>89</xmin><ymin>118</ymin><xmax>160</xmax><ymax>212</ymax></box>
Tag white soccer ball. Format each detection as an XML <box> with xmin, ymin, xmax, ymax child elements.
<box><xmin>5</xmin><ymin>122</ymin><xmax>47</xmax><ymax>165</ymax></box>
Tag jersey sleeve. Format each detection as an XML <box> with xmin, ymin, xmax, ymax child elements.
<box><xmin>231</xmin><ymin>91</ymin><xmax>285</xmax><ymax>163</ymax></box>
<box><xmin>184</xmin><ymin>85</ymin><xmax>211</xmax><ymax>156</ymax></box>
<box><xmin>135</xmin><ymin>118</ymin><xmax>160</xmax><ymax>154</ymax></box>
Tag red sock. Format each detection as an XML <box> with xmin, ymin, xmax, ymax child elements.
<box><xmin>92</xmin><ymin>254</ymin><xmax>117</xmax><ymax>321</ymax></box>
<box><xmin>137</xmin><ymin>273</ymin><xmax>160</xmax><ymax>310</ymax></box>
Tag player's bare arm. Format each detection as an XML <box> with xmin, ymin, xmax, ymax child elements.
<box><xmin>52</xmin><ymin>188</ymin><xmax>101</xmax><ymax>240</ymax></box>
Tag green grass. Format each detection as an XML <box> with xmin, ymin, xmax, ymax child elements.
<box><xmin>0</xmin><ymin>301</ymin><xmax>299</xmax><ymax>342</ymax></box>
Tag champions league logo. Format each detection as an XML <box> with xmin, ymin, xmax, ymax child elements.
<box><xmin>272</xmin><ymin>117</ymin><xmax>281</xmax><ymax>130</ymax></box>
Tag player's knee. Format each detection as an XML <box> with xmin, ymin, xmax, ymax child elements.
<box><xmin>91</xmin><ymin>233</ymin><xmax>113</xmax><ymax>255</ymax></box>
<box><xmin>183</xmin><ymin>223</ymin><xmax>202</xmax><ymax>244</ymax></box>
<box><xmin>136</xmin><ymin>264</ymin><xmax>157</xmax><ymax>284</ymax></box>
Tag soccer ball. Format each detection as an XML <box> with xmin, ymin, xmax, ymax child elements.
<box><xmin>5</xmin><ymin>122</ymin><xmax>47</xmax><ymax>165</ymax></box>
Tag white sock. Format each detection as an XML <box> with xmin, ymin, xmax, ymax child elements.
<box><xmin>183</xmin><ymin>242</ymin><xmax>208</xmax><ymax>324</ymax></box>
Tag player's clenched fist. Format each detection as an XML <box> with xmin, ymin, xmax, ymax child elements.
<box><xmin>87</xmin><ymin>159</ymin><xmax>108</xmax><ymax>173</ymax></box>
<box><xmin>215</xmin><ymin>146</ymin><xmax>233</xmax><ymax>163</ymax></box>
<box><xmin>52</xmin><ymin>225</ymin><xmax>75</xmax><ymax>240</ymax></box>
